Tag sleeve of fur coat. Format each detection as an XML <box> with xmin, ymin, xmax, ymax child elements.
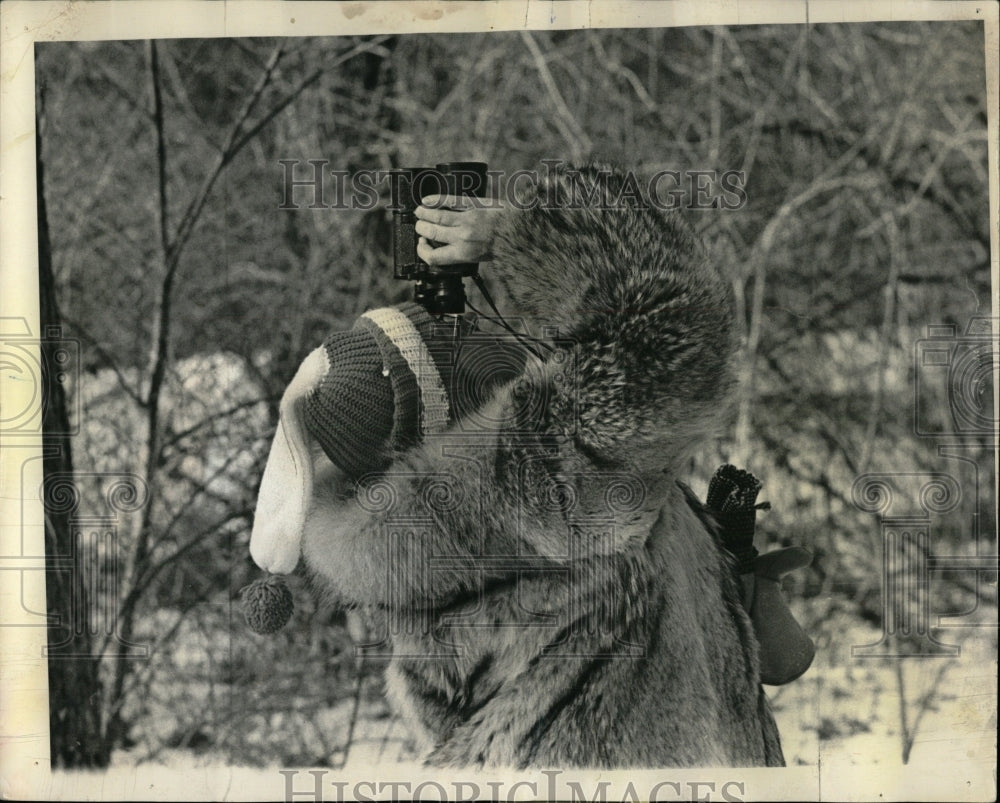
<box><xmin>302</xmin><ymin>165</ymin><xmax>737</xmax><ymax>609</ymax></box>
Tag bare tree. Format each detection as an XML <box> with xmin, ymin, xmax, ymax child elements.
<box><xmin>37</xmin><ymin>91</ymin><xmax>108</xmax><ymax>767</ymax></box>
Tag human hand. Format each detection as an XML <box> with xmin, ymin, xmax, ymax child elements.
<box><xmin>415</xmin><ymin>194</ymin><xmax>502</xmax><ymax>265</ymax></box>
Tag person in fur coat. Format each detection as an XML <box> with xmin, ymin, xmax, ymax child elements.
<box><xmin>249</xmin><ymin>165</ymin><xmax>794</xmax><ymax>768</ymax></box>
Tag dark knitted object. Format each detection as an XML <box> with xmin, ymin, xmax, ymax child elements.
<box><xmin>241</xmin><ymin>575</ymin><xmax>294</xmax><ymax>634</ymax></box>
<box><xmin>303</xmin><ymin>302</ymin><xmax>524</xmax><ymax>481</ymax></box>
<box><xmin>303</xmin><ymin>302</ymin><xmax>455</xmax><ymax>479</ymax></box>
<box><xmin>705</xmin><ymin>464</ymin><xmax>771</xmax><ymax>574</ymax></box>
<box><xmin>303</xmin><ymin>327</ymin><xmax>399</xmax><ymax>480</ymax></box>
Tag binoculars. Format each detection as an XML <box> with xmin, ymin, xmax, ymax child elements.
<box><xmin>391</xmin><ymin>162</ymin><xmax>489</xmax><ymax>316</ymax></box>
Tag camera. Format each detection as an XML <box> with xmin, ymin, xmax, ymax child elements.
<box><xmin>913</xmin><ymin>317</ymin><xmax>996</xmax><ymax>437</ymax></box>
<box><xmin>390</xmin><ymin>161</ymin><xmax>489</xmax><ymax>316</ymax></box>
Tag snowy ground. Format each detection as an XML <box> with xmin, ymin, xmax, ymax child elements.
<box><xmin>38</xmin><ymin>610</ymin><xmax>995</xmax><ymax>801</ymax></box>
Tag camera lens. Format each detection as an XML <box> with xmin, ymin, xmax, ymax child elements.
<box><xmin>431</xmin><ymin>275</ymin><xmax>466</xmax><ymax>316</ymax></box>
<box><xmin>435</xmin><ymin>162</ymin><xmax>488</xmax><ymax>199</ymax></box>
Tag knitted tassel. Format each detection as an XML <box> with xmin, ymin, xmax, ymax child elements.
<box><xmin>240</xmin><ymin>574</ymin><xmax>294</xmax><ymax>635</ymax></box>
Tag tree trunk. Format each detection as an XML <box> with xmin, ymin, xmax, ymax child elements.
<box><xmin>37</xmin><ymin>101</ymin><xmax>109</xmax><ymax>767</ymax></box>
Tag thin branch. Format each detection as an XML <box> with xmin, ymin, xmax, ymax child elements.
<box><xmin>166</xmin><ymin>36</ymin><xmax>392</xmax><ymax>280</ymax></box>
<box><xmin>231</xmin><ymin>37</ymin><xmax>393</xmax><ymax>158</ymax></box>
<box><xmin>98</xmin><ymin>507</ymin><xmax>249</xmax><ymax>658</ymax></box>
<box><xmin>895</xmin><ymin>659</ymin><xmax>912</xmax><ymax>763</ymax></box>
<box><xmin>161</xmin><ymin>396</ymin><xmax>271</xmax><ymax>450</ymax></box>
<box><xmin>158</xmin><ymin>45</ymin><xmax>217</xmax><ymax>150</ymax></box>
<box><xmin>149</xmin><ymin>41</ymin><xmax>170</xmax><ymax>265</ymax></box>
<box><xmin>709</xmin><ymin>28</ymin><xmax>722</xmax><ymax>164</ymax></box>
<box><xmin>857</xmin><ymin>124</ymin><xmax>986</xmax><ymax>239</ymax></box>
<box><xmin>90</xmin><ymin>60</ymin><xmax>152</xmax><ymax>121</ymax></box>
<box><xmin>858</xmin><ymin>216</ymin><xmax>900</xmax><ymax>474</ymax></box>
<box><xmin>756</xmin><ymin>429</ymin><xmax>857</xmax><ymax>511</ymax></box>
<box><xmin>737</xmin><ymin>31</ymin><xmax>816</xmax><ymax>182</ymax></box>
<box><xmin>587</xmin><ymin>32</ymin><xmax>657</xmax><ymax>113</ymax></box>
<box><xmin>152</xmin><ymin>444</ymin><xmax>258</xmax><ymax>555</ymax></box>
<box><xmin>166</xmin><ymin>41</ymin><xmax>287</xmax><ymax>268</ymax></box>
<box><xmin>102</xmin><ymin>596</ymin><xmax>207</xmax><ymax>734</ymax></box>
<box><xmin>760</xmin><ymin>352</ymin><xmax>861</xmax><ymax>476</ymax></box>
<box><xmin>120</xmin><ymin>38</ymin><xmax>295</xmax><ymax>643</ymax></box>
<box><xmin>60</xmin><ymin>313</ymin><xmax>143</xmax><ymax>405</ymax></box>
<box><xmin>904</xmin><ymin>659</ymin><xmax>955</xmax><ymax>764</ymax></box>
<box><xmin>520</xmin><ymin>31</ymin><xmax>591</xmax><ymax>161</ymax></box>
<box><xmin>333</xmin><ymin>655</ymin><xmax>367</xmax><ymax>770</ymax></box>
<box><xmin>105</xmin><ymin>39</ymin><xmax>196</xmax><ymax>747</ymax></box>
<box><xmin>732</xmin><ymin>174</ymin><xmax>880</xmax><ymax>462</ymax></box>
<box><xmin>427</xmin><ymin>42</ymin><xmax>505</xmax><ymax>126</ymax></box>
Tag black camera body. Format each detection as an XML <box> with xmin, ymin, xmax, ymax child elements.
<box><xmin>391</xmin><ymin>162</ymin><xmax>488</xmax><ymax>316</ymax></box>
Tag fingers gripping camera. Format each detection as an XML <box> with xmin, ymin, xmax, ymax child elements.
<box><xmin>391</xmin><ymin>162</ymin><xmax>489</xmax><ymax>316</ymax></box>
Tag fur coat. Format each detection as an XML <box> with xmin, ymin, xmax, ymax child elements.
<box><xmin>299</xmin><ymin>166</ymin><xmax>785</xmax><ymax>768</ymax></box>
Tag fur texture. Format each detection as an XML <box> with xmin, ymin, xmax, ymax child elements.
<box><xmin>300</xmin><ymin>165</ymin><xmax>783</xmax><ymax>768</ymax></box>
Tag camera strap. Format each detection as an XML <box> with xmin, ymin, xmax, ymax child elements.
<box><xmin>469</xmin><ymin>273</ymin><xmax>557</xmax><ymax>363</ymax></box>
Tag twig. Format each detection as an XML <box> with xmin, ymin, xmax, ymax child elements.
<box><xmin>134</xmin><ymin>509</ymin><xmax>251</xmax><ymax>597</ymax></box>
<box><xmin>161</xmin><ymin>396</ymin><xmax>272</xmax><ymax>450</ymax></box>
<box><xmin>732</xmin><ymin>173</ymin><xmax>879</xmax><ymax>463</ymax></box>
<box><xmin>520</xmin><ymin>31</ymin><xmax>591</xmax><ymax>161</ymax></box>
<box><xmin>377</xmin><ymin>715</ymin><xmax>400</xmax><ymax>762</ymax></box>
<box><xmin>858</xmin><ymin>216</ymin><xmax>900</xmax><ymax>474</ymax></box>
<box><xmin>104</xmin><ymin>42</ymin><xmax>177</xmax><ymax>746</ymax></box>
<box><xmin>709</xmin><ymin>29</ymin><xmax>722</xmax><ymax>164</ymax></box>
<box><xmin>107</xmin><ymin>38</ymin><xmax>323</xmax><ymax>742</ymax></box>
<box><xmin>857</xmin><ymin>125</ymin><xmax>985</xmax><ymax>239</ymax></box>
<box><xmin>91</xmin><ymin>59</ymin><xmax>152</xmax><ymax>120</ymax></box>
<box><xmin>105</xmin><ymin>599</ymin><xmax>201</xmax><ymax>753</ymax></box>
<box><xmin>160</xmin><ymin>36</ymin><xmax>392</xmax><ymax>292</ymax></box>
<box><xmin>903</xmin><ymin>660</ymin><xmax>954</xmax><ymax>764</ymax></box>
<box><xmin>229</xmin><ymin>37</ymin><xmax>393</xmax><ymax>158</ymax></box>
<box><xmin>164</xmin><ymin>42</ymin><xmax>286</xmax><ymax>275</ymax></box>
<box><xmin>333</xmin><ymin>654</ymin><xmax>367</xmax><ymax>769</ymax></box>
<box><xmin>59</xmin><ymin>313</ymin><xmax>144</xmax><ymax>406</ymax></box>
<box><xmin>894</xmin><ymin>659</ymin><xmax>912</xmax><ymax>763</ymax></box>
<box><xmin>587</xmin><ymin>32</ymin><xmax>657</xmax><ymax>113</ymax></box>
